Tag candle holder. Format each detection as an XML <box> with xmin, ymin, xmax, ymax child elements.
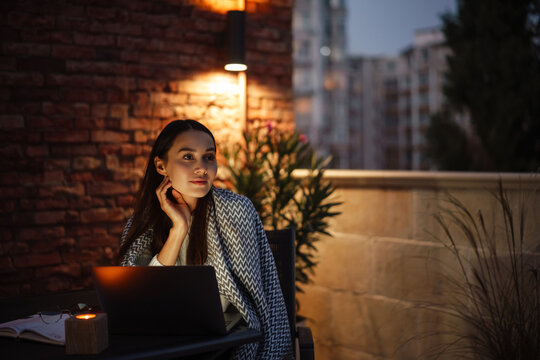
<box><xmin>65</xmin><ymin>313</ymin><xmax>108</xmax><ymax>354</ymax></box>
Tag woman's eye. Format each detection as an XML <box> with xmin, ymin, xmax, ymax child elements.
<box><xmin>205</xmin><ymin>154</ymin><xmax>216</xmax><ymax>161</ymax></box>
<box><xmin>182</xmin><ymin>154</ymin><xmax>193</xmax><ymax>160</ymax></box>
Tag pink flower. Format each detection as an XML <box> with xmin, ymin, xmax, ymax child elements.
<box><xmin>266</xmin><ymin>121</ymin><xmax>274</xmax><ymax>133</ymax></box>
<box><xmin>299</xmin><ymin>134</ymin><xmax>307</xmax><ymax>143</ymax></box>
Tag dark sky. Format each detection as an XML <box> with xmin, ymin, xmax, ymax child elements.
<box><xmin>346</xmin><ymin>0</ymin><xmax>457</xmax><ymax>56</ymax></box>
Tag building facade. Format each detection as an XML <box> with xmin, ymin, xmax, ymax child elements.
<box><xmin>348</xmin><ymin>28</ymin><xmax>450</xmax><ymax>170</ymax></box>
<box><xmin>293</xmin><ymin>0</ymin><xmax>349</xmax><ymax>168</ymax></box>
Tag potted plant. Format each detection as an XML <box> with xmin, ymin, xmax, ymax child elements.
<box><xmin>220</xmin><ymin>122</ymin><xmax>341</xmax><ymax>300</ymax></box>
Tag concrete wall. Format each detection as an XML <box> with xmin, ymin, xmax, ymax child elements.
<box><xmin>296</xmin><ymin>170</ymin><xmax>540</xmax><ymax>360</ymax></box>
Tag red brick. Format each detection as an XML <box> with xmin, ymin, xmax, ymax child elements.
<box><xmin>0</xmin><ymin>144</ymin><xmax>23</xmax><ymax>158</ymax></box>
<box><xmin>120</xmin><ymin>144</ymin><xmax>151</xmax><ymax>156</ymax></box>
<box><xmin>73</xmin><ymin>156</ymin><xmax>102</xmax><ymax>170</ymax></box>
<box><xmin>7</xmin><ymin>12</ymin><xmax>55</xmax><ymax>29</ymax></box>
<box><xmin>105</xmin><ymin>154</ymin><xmax>119</xmax><ymax>169</ymax></box>
<box><xmin>18</xmin><ymin>226</ymin><xmax>66</xmax><ymax>241</ymax></box>
<box><xmin>74</xmin><ymin>117</ymin><xmax>121</xmax><ymax>129</ymax></box>
<box><xmin>14</xmin><ymin>252</ymin><xmax>62</xmax><ymax>268</ymax></box>
<box><xmin>80</xmin><ymin>208</ymin><xmax>125</xmax><ymax>223</ymax></box>
<box><xmin>102</xmin><ymin>22</ymin><xmax>142</xmax><ymax>35</ymax></box>
<box><xmin>87</xmin><ymin>182</ymin><xmax>129</xmax><ymax>196</ymax></box>
<box><xmin>35</xmin><ymin>262</ymin><xmax>80</xmax><ymax>278</ymax></box>
<box><xmin>43</xmin><ymin>170</ymin><xmax>65</xmax><ymax>184</ymax></box>
<box><xmin>132</xmin><ymin>104</ymin><xmax>152</xmax><ymax>117</ymax></box>
<box><xmin>66</xmin><ymin>60</ymin><xmax>123</xmax><ymax>75</ymax></box>
<box><xmin>86</xmin><ymin>6</ymin><xmax>117</xmax><ymax>20</ymax></box>
<box><xmin>42</xmin><ymin>102</ymin><xmax>90</xmax><ymax>116</ymax></box>
<box><xmin>91</xmin><ymin>130</ymin><xmax>130</xmax><ymax>143</ymax></box>
<box><xmin>123</xmin><ymin>64</ymin><xmax>154</xmax><ymax>77</ymax></box>
<box><xmin>116</xmin><ymin>195</ymin><xmax>135</xmax><ymax>207</ymax></box>
<box><xmin>33</xmin><ymin>210</ymin><xmax>66</xmax><ymax>225</ymax></box>
<box><xmin>40</xmin><ymin>183</ymin><xmax>85</xmax><ymax>197</ymax></box>
<box><xmin>0</xmin><ymin>257</ymin><xmax>14</xmax><ymax>273</ymax></box>
<box><xmin>79</xmin><ymin>234</ymin><xmax>118</xmax><ymax>248</ymax></box>
<box><xmin>109</xmin><ymin>104</ymin><xmax>129</xmax><ymax>118</ymax></box>
<box><xmin>0</xmin><ymin>72</ymin><xmax>43</xmax><ymax>86</ymax></box>
<box><xmin>3</xmin><ymin>242</ymin><xmax>28</xmax><ymax>255</ymax></box>
<box><xmin>18</xmin><ymin>171</ymin><xmax>43</xmax><ymax>185</ymax></box>
<box><xmin>0</xmin><ymin>200</ymin><xmax>16</xmax><ymax>214</ymax></box>
<box><xmin>184</xmin><ymin>32</ymin><xmax>214</xmax><ymax>44</ymax></box>
<box><xmin>0</xmin><ymin>26</ymin><xmax>19</xmax><ymax>42</ymax></box>
<box><xmin>3</xmin><ymin>42</ymin><xmax>51</xmax><ymax>57</ymax></box>
<box><xmin>91</xmin><ymin>104</ymin><xmax>108</xmax><ymax>117</ymax></box>
<box><xmin>0</xmin><ymin>87</ymin><xmax>10</xmax><ymax>101</ymax></box>
<box><xmin>37</xmin><ymin>276</ymin><xmax>72</xmax><ymax>294</ymax></box>
<box><xmin>50</xmin><ymin>144</ymin><xmax>97</xmax><ymax>156</ymax></box>
<box><xmin>93</xmin><ymin>76</ymin><xmax>135</xmax><ymax>90</ymax></box>
<box><xmin>65</xmin><ymin>171</ymin><xmax>94</xmax><ymax>183</ymax></box>
<box><xmin>26</xmin><ymin>115</ymin><xmax>73</xmax><ymax>128</ymax></box>
<box><xmin>136</xmin><ymin>79</ymin><xmax>167</xmax><ymax>91</ymax></box>
<box><xmin>52</xmin><ymin>45</ymin><xmax>95</xmax><ymax>59</ymax></box>
<box><xmin>117</xmin><ymin>36</ymin><xmax>147</xmax><ymax>50</ymax></box>
<box><xmin>44</xmin><ymin>130</ymin><xmax>89</xmax><ymax>143</ymax></box>
<box><xmin>134</xmin><ymin>131</ymin><xmax>149</xmax><ymax>143</ymax></box>
<box><xmin>139</xmin><ymin>53</ymin><xmax>178</xmax><ymax>66</ymax></box>
<box><xmin>17</xmin><ymin>57</ymin><xmax>65</xmax><ymax>73</ymax></box>
<box><xmin>0</xmin><ymin>186</ymin><xmax>26</xmax><ymax>199</ymax></box>
<box><xmin>46</xmin><ymin>74</ymin><xmax>93</xmax><ymax>87</ymax></box>
<box><xmin>11</xmin><ymin>87</ymin><xmax>59</xmax><ymax>101</ymax></box>
<box><xmin>105</xmin><ymin>90</ymin><xmax>129</xmax><ymax>102</ymax></box>
<box><xmin>32</xmin><ymin>238</ymin><xmax>75</xmax><ymax>253</ymax></box>
<box><xmin>74</xmin><ymin>33</ymin><xmax>115</xmax><ymax>47</ymax></box>
<box><xmin>60</xmin><ymin>88</ymin><xmax>104</xmax><ymax>103</ymax></box>
<box><xmin>26</xmin><ymin>145</ymin><xmax>49</xmax><ymax>158</ymax></box>
<box><xmin>98</xmin><ymin>144</ymin><xmax>121</xmax><ymax>155</ymax></box>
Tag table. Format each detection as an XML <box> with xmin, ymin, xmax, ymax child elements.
<box><xmin>0</xmin><ymin>289</ymin><xmax>261</xmax><ymax>360</ymax></box>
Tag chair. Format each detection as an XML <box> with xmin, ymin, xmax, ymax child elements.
<box><xmin>266</xmin><ymin>228</ymin><xmax>315</xmax><ymax>360</ymax></box>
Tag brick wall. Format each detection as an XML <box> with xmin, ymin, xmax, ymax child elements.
<box><xmin>0</xmin><ymin>0</ymin><xmax>293</xmax><ymax>297</ymax></box>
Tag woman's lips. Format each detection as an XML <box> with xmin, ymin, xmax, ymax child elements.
<box><xmin>190</xmin><ymin>179</ymin><xmax>208</xmax><ymax>186</ymax></box>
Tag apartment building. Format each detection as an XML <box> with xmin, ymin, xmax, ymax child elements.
<box><xmin>348</xmin><ymin>28</ymin><xmax>450</xmax><ymax>169</ymax></box>
<box><xmin>293</xmin><ymin>0</ymin><xmax>349</xmax><ymax>168</ymax></box>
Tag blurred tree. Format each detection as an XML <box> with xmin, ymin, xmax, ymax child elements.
<box><xmin>427</xmin><ymin>0</ymin><xmax>540</xmax><ymax>171</ymax></box>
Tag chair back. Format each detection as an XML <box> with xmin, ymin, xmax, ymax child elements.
<box><xmin>265</xmin><ymin>228</ymin><xmax>296</xmax><ymax>342</ymax></box>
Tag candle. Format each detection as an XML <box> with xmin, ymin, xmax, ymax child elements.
<box><xmin>65</xmin><ymin>313</ymin><xmax>108</xmax><ymax>354</ymax></box>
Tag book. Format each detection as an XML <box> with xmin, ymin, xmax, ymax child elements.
<box><xmin>0</xmin><ymin>314</ymin><xmax>65</xmax><ymax>346</ymax></box>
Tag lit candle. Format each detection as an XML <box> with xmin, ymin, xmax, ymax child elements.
<box><xmin>75</xmin><ymin>314</ymin><xmax>96</xmax><ymax>320</ymax></box>
<box><xmin>65</xmin><ymin>313</ymin><xmax>108</xmax><ymax>354</ymax></box>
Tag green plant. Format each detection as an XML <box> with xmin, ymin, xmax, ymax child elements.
<box><xmin>222</xmin><ymin>123</ymin><xmax>341</xmax><ymax>296</ymax></box>
<box><xmin>426</xmin><ymin>182</ymin><xmax>539</xmax><ymax>360</ymax></box>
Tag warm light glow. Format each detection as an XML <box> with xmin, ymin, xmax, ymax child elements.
<box><xmin>76</xmin><ymin>314</ymin><xmax>96</xmax><ymax>320</ymax></box>
<box><xmin>225</xmin><ymin>63</ymin><xmax>247</xmax><ymax>72</ymax></box>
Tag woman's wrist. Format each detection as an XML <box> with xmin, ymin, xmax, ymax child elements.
<box><xmin>157</xmin><ymin>226</ymin><xmax>188</xmax><ymax>265</ymax></box>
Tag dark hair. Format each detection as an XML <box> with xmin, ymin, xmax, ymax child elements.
<box><xmin>117</xmin><ymin>119</ymin><xmax>216</xmax><ymax>265</ymax></box>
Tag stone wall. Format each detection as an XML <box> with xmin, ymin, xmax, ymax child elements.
<box><xmin>296</xmin><ymin>170</ymin><xmax>540</xmax><ymax>360</ymax></box>
<box><xmin>0</xmin><ymin>0</ymin><xmax>293</xmax><ymax>297</ymax></box>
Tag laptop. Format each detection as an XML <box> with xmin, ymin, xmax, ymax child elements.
<box><xmin>91</xmin><ymin>266</ymin><xmax>243</xmax><ymax>336</ymax></box>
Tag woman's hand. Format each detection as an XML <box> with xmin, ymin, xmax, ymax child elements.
<box><xmin>155</xmin><ymin>176</ymin><xmax>192</xmax><ymax>233</ymax></box>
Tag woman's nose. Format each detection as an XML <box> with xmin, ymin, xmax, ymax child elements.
<box><xmin>194</xmin><ymin>166</ymin><xmax>207</xmax><ymax>175</ymax></box>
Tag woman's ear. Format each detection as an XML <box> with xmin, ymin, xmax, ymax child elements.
<box><xmin>154</xmin><ymin>156</ymin><xmax>167</xmax><ymax>176</ymax></box>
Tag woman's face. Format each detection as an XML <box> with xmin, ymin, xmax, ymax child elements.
<box><xmin>154</xmin><ymin>130</ymin><xmax>217</xmax><ymax>205</ymax></box>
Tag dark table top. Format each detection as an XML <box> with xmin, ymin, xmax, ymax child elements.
<box><xmin>0</xmin><ymin>289</ymin><xmax>261</xmax><ymax>360</ymax></box>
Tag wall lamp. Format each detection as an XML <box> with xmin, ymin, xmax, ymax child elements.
<box><xmin>224</xmin><ymin>10</ymin><xmax>247</xmax><ymax>71</ymax></box>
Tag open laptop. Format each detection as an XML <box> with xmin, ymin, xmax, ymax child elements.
<box><xmin>91</xmin><ymin>266</ymin><xmax>243</xmax><ymax>336</ymax></box>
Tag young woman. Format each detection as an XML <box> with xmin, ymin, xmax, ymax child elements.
<box><xmin>118</xmin><ymin>119</ymin><xmax>292</xmax><ymax>360</ymax></box>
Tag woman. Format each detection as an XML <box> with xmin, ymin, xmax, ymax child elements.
<box><xmin>118</xmin><ymin>119</ymin><xmax>292</xmax><ymax>360</ymax></box>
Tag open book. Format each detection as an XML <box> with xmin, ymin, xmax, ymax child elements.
<box><xmin>0</xmin><ymin>314</ymin><xmax>65</xmax><ymax>346</ymax></box>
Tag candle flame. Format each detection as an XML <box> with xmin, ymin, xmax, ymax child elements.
<box><xmin>76</xmin><ymin>314</ymin><xmax>96</xmax><ymax>320</ymax></box>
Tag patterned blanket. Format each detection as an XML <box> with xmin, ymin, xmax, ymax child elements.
<box><xmin>120</xmin><ymin>187</ymin><xmax>293</xmax><ymax>359</ymax></box>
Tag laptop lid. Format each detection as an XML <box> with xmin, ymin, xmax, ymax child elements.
<box><xmin>91</xmin><ymin>266</ymin><xmax>240</xmax><ymax>336</ymax></box>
